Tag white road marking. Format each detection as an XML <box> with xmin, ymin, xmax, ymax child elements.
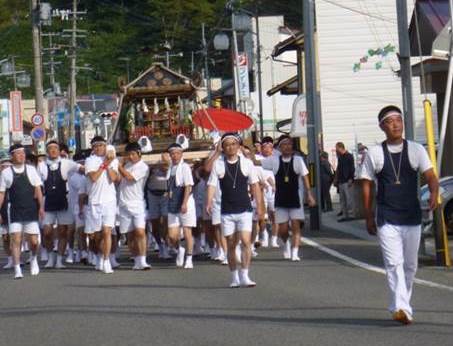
<box><xmin>302</xmin><ymin>236</ymin><xmax>453</xmax><ymax>293</ymax></box>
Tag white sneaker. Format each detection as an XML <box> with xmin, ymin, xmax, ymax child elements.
<box><xmin>95</xmin><ymin>255</ymin><xmax>103</xmax><ymax>271</ymax></box>
<box><xmin>132</xmin><ymin>257</ymin><xmax>142</xmax><ymax>270</ymax></box>
<box><xmin>3</xmin><ymin>256</ymin><xmax>13</xmax><ymax>269</ymax></box>
<box><xmin>141</xmin><ymin>256</ymin><xmax>151</xmax><ymax>270</ymax></box>
<box><xmin>230</xmin><ymin>270</ymin><xmax>240</xmax><ymax>288</ymax></box>
<box><xmin>65</xmin><ymin>255</ymin><xmax>74</xmax><ymax>264</ymax></box>
<box><xmin>40</xmin><ymin>248</ymin><xmax>48</xmax><ymax>262</ymax></box>
<box><xmin>221</xmin><ymin>258</ymin><xmax>228</xmax><ymax>265</ymax></box>
<box><xmin>74</xmin><ymin>250</ymin><xmax>81</xmax><ymax>263</ymax></box>
<box><xmin>239</xmin><ymin>270</ymin><xmax>256</xmax><ymax>288</ymax></box>
<box><xmin>14</xmin><ymin>265</ymin><xmax>23</xmax><ymax>280</ymax></box>
<box><xmin>291</xmin><ymin>248</ymin><xmax>301</xmax><ymax>262</ymax></box>
<box><xmin>271</xmin><ymin>236</ymin><xmax>279</xmax><ymax>248</ymax></box>
<box><xmin>176</xmin><ymin>247</ymin><xmax>185</xmax><ymax>267</ymax></box>
<box><xmin>66</xmin><ymin>249</ymin><xmax>74</xmax><ymax>264</ymax></box>
<box><xmin>45</xmin><ymin>252</ymin><xmax>56</xmax><ymax>268</ymax></box>
<box><xmin>283</xmin><ymin>241</ymin><xmax>291</xmax><ymax>260</ymax></box>
<box><xmin>184</xmin><ymin>256</ymin><xmax>193</xmax><ymax>269</ymax></box>
<box><xmin>102</xmin><ymin>259</ymin><xmax>114</xmax><ymax>274</ymax></box>
<box><xmin>55</xmin><ymin>255</ymin><xmax>66</xmax><ymax>269</ymax></box>
<box><xmin>251</xmin><ymin>246</ymin><xmax>258</xmax><ymax>257</ymax></box>
<box><xmin>109</xmin><ymin>254</ymin><xmax>121</xmax><ymax>269</ymax></box>
<box><xmin>30</xmin><ymin>256</ymin><xmax>40</xmax><ymax>276</ymax></box>
<box><xmin>261</xmin><ymin>231</ymin><xmax>269</xmax><ymax>248</ymax></box>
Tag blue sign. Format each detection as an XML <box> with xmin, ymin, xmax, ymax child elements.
<box><xmin>30</xmin><ymin>127</ymin><xmax>46</xmax><ymax>141</ymax></box>
<box><xmin>68</xmin><ymin>138</ymin><xmax>76</xmax><ymax>149</ymax></box>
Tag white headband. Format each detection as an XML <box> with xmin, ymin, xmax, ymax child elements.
<box><xmin>278</xmin><ymin>137</ymin><xmax>292</xmax><ymax>147</ymax></box>
<box><xmin>91</xmin><ymin>141</ymin><xmax>106</xmax><ymax>146</ymax></box>
<box><xmin>10</xmin><ymin>147</ymin><xmax>25</xmax><ymax>154</ymax></box>
<box><xmin>221</xmin><ymin>135</ymin><xmax>240</xmax><ymax>144</ymax></box>
<box><xmin>379</xmin><ymin>111</ymin><xmax>402</xmax><ymax>124</ymax></box>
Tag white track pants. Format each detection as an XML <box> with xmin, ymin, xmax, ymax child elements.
<box><xmin>377</xmin><ymin>223</ymin><xmax>421</xmax><ymax>316</ymax></box>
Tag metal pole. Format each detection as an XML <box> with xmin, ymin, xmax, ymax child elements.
<box><xmin>31</xmin><ymin>0</ymin><xmax>45</xmax><ymax>115</ymax></box>
<box><xmin>166</xmin><ymin>51</ymin><xmax>170</xmax><ymax>68</ymax></box>
<box><xmin>255</xmin><ymin>4</ymin><xmax>264</xmax><ymax>139</ymax></box>
<box><xmin>202</xmin><ymin>23</ymin><xmax>212</xmax><ymax>107</ymax></box>
<box><xmin>396</xmin><ymin>0</ymin><xmax>415</xmax><ymax>140</ymax></box>
<box><xmin>69</xmin><ymin>0</ymin><xmax>77</xmax><ymax>150</ymax></box>
<box><xmin>191</xmin><ymin>51</ymin><xmax>195</xmax><ymax>72</ymax></box>
<box><xmin>303</xmin><ymin>0</ymin><xmax>322</xmax><ymax>230</ymax></box>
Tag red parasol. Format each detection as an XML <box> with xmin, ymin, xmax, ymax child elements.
<box><xmin>192</xmin><ymin>107</ymin><xmax>254</xmax><ymax>131</ymax></box>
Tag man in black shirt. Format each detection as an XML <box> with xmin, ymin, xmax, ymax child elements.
<box><xmin>334</xmin><ymin>142</ymin><xmax>355</xmax><ymax>221</ymax></box>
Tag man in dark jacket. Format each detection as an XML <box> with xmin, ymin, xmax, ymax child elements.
<box><xmin>320</xmin><ymin>152</ymin><xmax>334</xmax><ymax>212</ymax></box>
<box><xmin>334</xmin><ymin>142</ymin><xmax>355</xmax><ymax>221</ymax></box>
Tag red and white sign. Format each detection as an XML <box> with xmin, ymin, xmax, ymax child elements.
<box><xmin>9</xmin><ymin>91</ymin><xmax>23</xmax><ymax>134</ymax></box>
<box><xmin>290</xmin><ymin>95</ymin><xmax>308</xmax><ymax>138</ymax></box>
<box><xmin>31</xmin><ymin>112</ymin><xmax>44</xmax><ymax>127</ymax></box>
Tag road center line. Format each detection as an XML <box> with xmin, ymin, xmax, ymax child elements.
<box><xmin>302</xmin><ymin>236</ymin><xmax>453</xmax><ymax>293</ymax></box>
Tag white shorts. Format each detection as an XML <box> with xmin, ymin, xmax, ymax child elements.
<box><xmin>0</xmin><ymin>225</ymin><xmax>8</xmax><ymax>236</ymax></box>
<box><xmin>43</xmin><ymin>209</ymin><xmax>74</xmax><ymax>226</ymax></box>
<box><xmin>85</xmin><ymin>201</ymin><xmax>117</xmax><ymax>234</ymax></box>
<box><xmin>147</xmin><ymin>193</ymin><xmax>168</xmax><ymax>219</ymax></box>
<box><xmin>221</xmin><ymin>212</ymin><xmax>253</xmax><ymax>237</ymax></box>
<box><xmin>119</xmin><ymin>205</ymin><xmax>147</xmax><ymax>234</ymax></box>
<box><xmin>211</xmin><ymin>202</ymin><xmax>221</xmax><ymax>226</ymax></box>
<box><xmin>9</xmin><ymin>221</ymin><xmax>40</xmax><ymax>235</ymax></box>
<box><xmin>275</xmin><ymin>207</ymin><xmax>305</xmax><ymax>224</ymax></box>
<box><xmin>168</xmin><ymin>201</ymin><xmax>197</xmax><ymax>228</ymax></box>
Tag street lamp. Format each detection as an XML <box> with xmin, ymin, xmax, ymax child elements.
<box><xmin>213</xmin><ymin>33</ymin><xmax>230</xmax><ymax>51</ymax></box>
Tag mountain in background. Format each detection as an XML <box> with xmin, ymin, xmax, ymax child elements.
<box><xmin>0</xmin><ymin>0</ymin><xmax>301</xmax><ymax>99</ymax></box>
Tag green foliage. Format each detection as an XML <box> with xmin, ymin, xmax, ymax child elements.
<box><xmin>0</xmin><ymin>0</ymin><xmax>299</xmax><ymax>99</ymax></box>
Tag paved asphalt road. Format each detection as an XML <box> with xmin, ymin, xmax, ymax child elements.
<box><xmin>0</xmin><ymin>228</ymin><xmax>452</xmax><ymax>346</ymax></box>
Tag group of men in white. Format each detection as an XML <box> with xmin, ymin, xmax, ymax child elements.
<box><xmin>0</xmin><ymin>103</ymin><xmax>441</xmax><ymax>325</ymax></box>
<box><xmin>0</xmin><ymin>132</ymin><xmax>315</xmax><ymax>289</ymax></box>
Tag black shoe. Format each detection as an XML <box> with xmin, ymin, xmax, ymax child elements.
<box><xmin>336</xmin><ymin>211</ymin><xmax>343</xmax><ymax>217</ymax></box>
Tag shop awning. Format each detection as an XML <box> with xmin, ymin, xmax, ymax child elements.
<box><xmin>267</xmin><ymin>75</ymin><xmax>299</xmax><ymax>96</ymax></box>
<box><xmin>272</xmin><ymin>32</ymin><xmax>304</xmax><ymax>58</ymax></box>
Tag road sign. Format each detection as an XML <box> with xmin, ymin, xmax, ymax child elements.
<box><xmin>31</xmin><ymin>112</ymin><xmax>44</xmax><ymax>127</ymax></box>
<box><xmin>21</xmin><ymin>134</ymin><xmax>33</xmax><ymax>146</ymax></box>
<box><xmin>10</xmin><ymin>91</ymin><xmax>23</xmax><ymax>132</ymax></box>
<box><xmin>30</xmin><ymin>127</ymin><xmax>46</xmax><ymax>141</ymax></box>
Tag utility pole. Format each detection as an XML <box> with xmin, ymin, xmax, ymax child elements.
<box><xmin>255</xmin><ymin>2</ymin><xmax>264</xmax><ymax>139</ymax></box>
<box><xmin>303</xmin><ymin>0</ymin><xmax>322</xmax><ymax>230</ymax></box>
<box><xmin>202</xmin><ymin>23</ymin><xmax>212</xmax><ymax>107</ymax></box>
<box><xmin>11</xmin><ymin>56</ymin><xmax>17</xmax><ymax>91</ymax></box>
<box><xmin>69</xmin><ymin>0</ymin><xmax>78</xmax><ymax>151</ymax></box>
<box><xmin>31</xmin><ymin>0</ymin><xmax>45</xmax><ymax>116</ymax></box>
<box><xmin>396</xmin><ymin>0</ymin><xmax>415</xmax><ymax>140</ymax></box>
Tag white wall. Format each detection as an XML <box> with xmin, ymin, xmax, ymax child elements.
<box><xmin>315</xmin><ymin>0</ymin><xmax>437</xmax><ymax>161</ymax></box>
<box><xmin>250</xmin><ymin>16</ymin><xmax>298</xmax><ymax>137</ymax></box>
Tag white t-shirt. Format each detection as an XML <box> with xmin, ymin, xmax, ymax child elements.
<box><xmin>119</xmin><ymin>160</ymin><xmax>149</xmax><ymax>208</ymax></box>
<box><xmin>0</xmin><ymin>164</ymin><xmax>42</xmax><ymax>191</ymax></box>
<box><xmin>261</xmin><ymin>154</ymin><xmax>309</xmax><ymax>201</ymax></box>
<box><xmin>69</xmin><ymin>173</ymin><xmax>87</xmax><ymax>214</ymax></box>
<box><xmin>359</xmin><ymin>141</ymin><xmax>433</xmax><ymax>181</ymax></box>
<box><xmin>68</xmin><ymin>172</ymin><xmax>86</xmax><ymax>209</ymax></box>
<box><xmin>208</xmin><ymin>156</ymin><xmax>259</xmax><ymax>188</ymax></box>
<box><xmin>85</xmin><ymin>155</ymin><xmax>118</xmax><ymax>205</ymax></box>
<box><xmin>261</xmin><ymin>155</ymin><xmax>309</xmax><ymax>177</ymax></box>
<box><xmin>38</xmin><ymin>158</ymin><xmax>81</xmax><ymax>181</ymax></box>
<box><xmin>168</xmin><ymin>161</ymin><xmax>194</xmax><ymax>187</ymax></box>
